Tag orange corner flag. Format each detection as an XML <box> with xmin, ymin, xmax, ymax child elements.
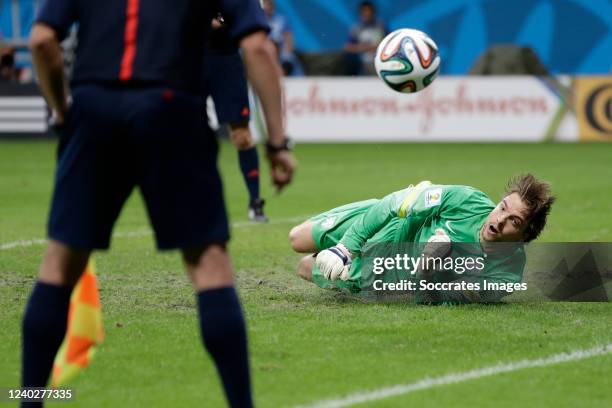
<box><xmin>51</xmin><ymin>260</ymin><xmax>104</xmax><ymax>387</ymax></box>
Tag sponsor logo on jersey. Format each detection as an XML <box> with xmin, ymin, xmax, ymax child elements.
<box><xmin>424</xmin><ymin>188</ymin><xmax>442</xmax><ymax>207</ymax></box>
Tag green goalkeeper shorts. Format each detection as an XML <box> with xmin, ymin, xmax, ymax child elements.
<box><xmin>309</xmin><ymin>199</ymin><xmax>378</xmax><ymax>293</ymax></box>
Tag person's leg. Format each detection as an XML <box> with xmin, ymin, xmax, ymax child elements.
<box><xmin>296</xmin><ymin>254</ymin><xmax>315</xmax><ymax>282</ymax></box>
<box><xmin>211</xmin><ymin>51</ymin><xmax>266</xmax><ymax>222</ymax></box>
<box><xmin>22</xmin><ymin>241</ymin><xmax>90</xmax><ymax>392</ymax></box>
<box><xmin>136</xmin><ymin>87</ymin><xmax>252</xmax><ymax>407</ymax></box>
<box><xmin>22</xmin><ymin>85</ymin><xmax>127</xmax><ymax>399</ymax></box>
<box><xmin>297</xmin><ymin>252</ymin><xmax>363</xmax><ymax>293</ymax></box>
<box><xmin>183</xmin><ymin>244</ymin><xmax>252</xmax><ymax>408</ymax></box>
<box><xmin>290</xmin><ymin>199</ymin><xmax>380</xmax><ymax>254</ymax></box>
<box><xmin>229</xmin><ymin>122</ymin><xmax>266</xmax><ymax>221</ymax></box>
<box><xmin>289</xmin><ymin>220</ymin><xmax>317</xmax><ymax>253</ymax></box>
<box><xmin>183</xmin><ymin>244</ymin><xmax>234</xmax><ymax>290</ymax></box>
<box><xmin>290</xmin><ymin>201</ymin><xmax>377</xmax><ymax>293</ymax></box>
<box><xmin>38</xmin><ymin>240</ymin><xmax>91</xmax><ymax>287</ymax></box>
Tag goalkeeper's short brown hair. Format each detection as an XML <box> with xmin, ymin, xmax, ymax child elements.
<box><xmin>505</xmin><ymin>174</ymin><xmax>555</xmax><ymax>242</ymax></box>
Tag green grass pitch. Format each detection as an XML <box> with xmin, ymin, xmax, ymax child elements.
<box><xmin>1</xmin><ymin>140</ymin><xmax>611</xmax><ymax>407</ymax></box>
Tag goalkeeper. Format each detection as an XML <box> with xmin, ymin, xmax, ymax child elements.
<box><xmin>289</xmin><ymin>174</ymin><xmax>555</xmax><ymax>303</ymax></box>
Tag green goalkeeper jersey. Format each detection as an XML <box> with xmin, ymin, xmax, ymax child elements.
<box><xmin>310</xmin><ymin>181</ymin><xmax>526</xmax><ymax>299</ymax></box>
<box><xmin>339</xmin><ymin>181</ymin><xmax>495</xmax><ymax>250</ymax></box>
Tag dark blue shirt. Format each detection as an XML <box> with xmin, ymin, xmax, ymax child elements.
<box><xmin>36</xmin><ymin>0</ymin><xmax>269</xmax><ymax>92</ymax></box>
<box><xmin>208</xmin><ymin>24</ymin><xmax>239</xmax><ymax>55</ymax></box>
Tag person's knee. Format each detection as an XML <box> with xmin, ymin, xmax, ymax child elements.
<box><xmin>296</xmin><ymin>255</ymin><xmax>314</xmax><ymax>281</ymax></box>
<box><xmin>39</xmin><ymin>240</ymin><xmax>90</xmax><ymax>287</ymax></box>
<box><xmin>182</xmin><ymin>243</ymin><xmax>226</xmax><ymax>266</ymax></box>
<box><xmin>289</xmin><ymin>222</ymin><xmax>313</xmax><ymax>253</ymax></box>
<box><xmin>288</xmin><ymin>225</ymin><xmax>301</xmax><ymax>251</ymax></box>
<box><xmin>182</xmin><ymin>243</ymin><xmax>234</xmax><ymax>290</ymax></box>
<box><xmin>229</xmin><ymin>123</ymin><xmax>254</xmax><ymax>150</ymax></box>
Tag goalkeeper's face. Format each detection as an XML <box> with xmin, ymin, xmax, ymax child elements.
<box><xmin>480</xmin><ymin>193</ymin><xmax>529</xmax><ymax>242</ymax></box>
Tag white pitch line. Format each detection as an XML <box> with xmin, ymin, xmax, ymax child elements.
<box><xmin>296</xmin><ymin>344</ymin><xmax>612</xmax><ymax>408</ymax></box>
<box><xmin>0</xmin><ymin>215</ymin><xmax>310</xmax><ymax>251</ymax></box>
<box><xmin>232</xmin><ymin>215</ymin><xmax>308</xmax><ymax>229</ymax></box>
<box><xmin>0</xmin><ymin>238</ymin><xmax>48</xmax><ymax>251</ymax></box>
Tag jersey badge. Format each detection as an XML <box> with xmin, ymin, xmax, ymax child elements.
<box><xmin>424</xmin><ymin>188</ymin><xmax>442</xmax><ymax>208</ymax></box>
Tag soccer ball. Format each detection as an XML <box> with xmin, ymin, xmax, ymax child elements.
<box><xmin>374</xmin><ymin>28</ymin><xmax>440</xmax><ymax>93</ymax></box>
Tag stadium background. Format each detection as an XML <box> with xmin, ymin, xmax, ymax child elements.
<box><xmin>1</xmin><ymin>0</ymin><xmax>611</xmax><ymax>407</ymax></box>
<box><xmin>2</xmin><ymin>0</ymin><xmax>612</xmax><ymax>73</ymax></box>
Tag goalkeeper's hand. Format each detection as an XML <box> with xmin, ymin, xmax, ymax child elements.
<box><xmin>315</xmin><ymin>243</ymin><xmax>352</xmax><ymax>281</ymax></box>
<box><xmin>424</xmin><ymin>228</ymin><xmax>452</xmax><ymax>257</ymax></box>
<box><xmin>417</xmin><ymin>229</ymin><xmax>452</xmax><ymax>279</ymax></box>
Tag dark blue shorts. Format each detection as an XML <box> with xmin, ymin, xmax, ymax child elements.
<box><xmin>48</xmin><ymin>84</ymin><xmax>229</xmax><ymax>250</ymax></box>
<box><xmin>205</xmin><ymin>52</ymin><xmax>250</xmax><ymax>124</ymax></box>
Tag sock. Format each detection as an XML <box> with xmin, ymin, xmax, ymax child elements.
<box><xmin>238</xmin><ymin>147</ymin><xmax>260</xmax><ymax>204</ymax></box>
<box><xmin>197</xmin><ymin>287</ymin><xmax>252</xmax><ymax>408</ymax></box>
<box><xmin>21</xmin><ymin>282</ymin><xmax>72</xmax><ymax>406</ymax></box>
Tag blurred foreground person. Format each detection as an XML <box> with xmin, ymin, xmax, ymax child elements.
<box><xmin>24</xmin><ymin>0</ymin><xmax>295</xmax><ymax>406</ymax></box>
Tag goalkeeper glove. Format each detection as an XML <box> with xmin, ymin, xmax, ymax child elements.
<box><xmin>315</xmin><ymin>243</ymin><xmax>352</xmax><ymax>281</ymax></box>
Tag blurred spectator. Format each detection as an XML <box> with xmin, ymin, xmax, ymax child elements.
<box><xmin>345</xmin><ymin>1</ymin><xmax>388</xmax><ymax>76</ymax></box>
<box><xmin>262</xmin><ymin>0</ymin><xmax>300</xmax><ymax>75</ymax></box>
<box><xmin>1</xmin><ymin>47</ymin><xmax>19</xmax><ymax>82</ymax></box>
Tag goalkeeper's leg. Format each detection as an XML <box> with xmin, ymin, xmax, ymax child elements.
<box><xmin>290</xmin><ymin>199</ymin><xmax>378</xmax><ymax>254</ymax></box>
<box><xmin>296</xmin><ymin>254</ymin><xmax>315</xmax><ymax>281</ymax></box>
<box><xmin>296</xmin><ymin>252</ymin><xmax>362</xmax><ymax>293</ymax></box>
<box><xmin>289</xmin><ymin>220</ymin><xmax>317</xmax><ymax>253</ymax></box>
<box><xmin>183</xmin><ymin>244</ymin><xmax>253</xmax><ymax>408</ymax></box>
